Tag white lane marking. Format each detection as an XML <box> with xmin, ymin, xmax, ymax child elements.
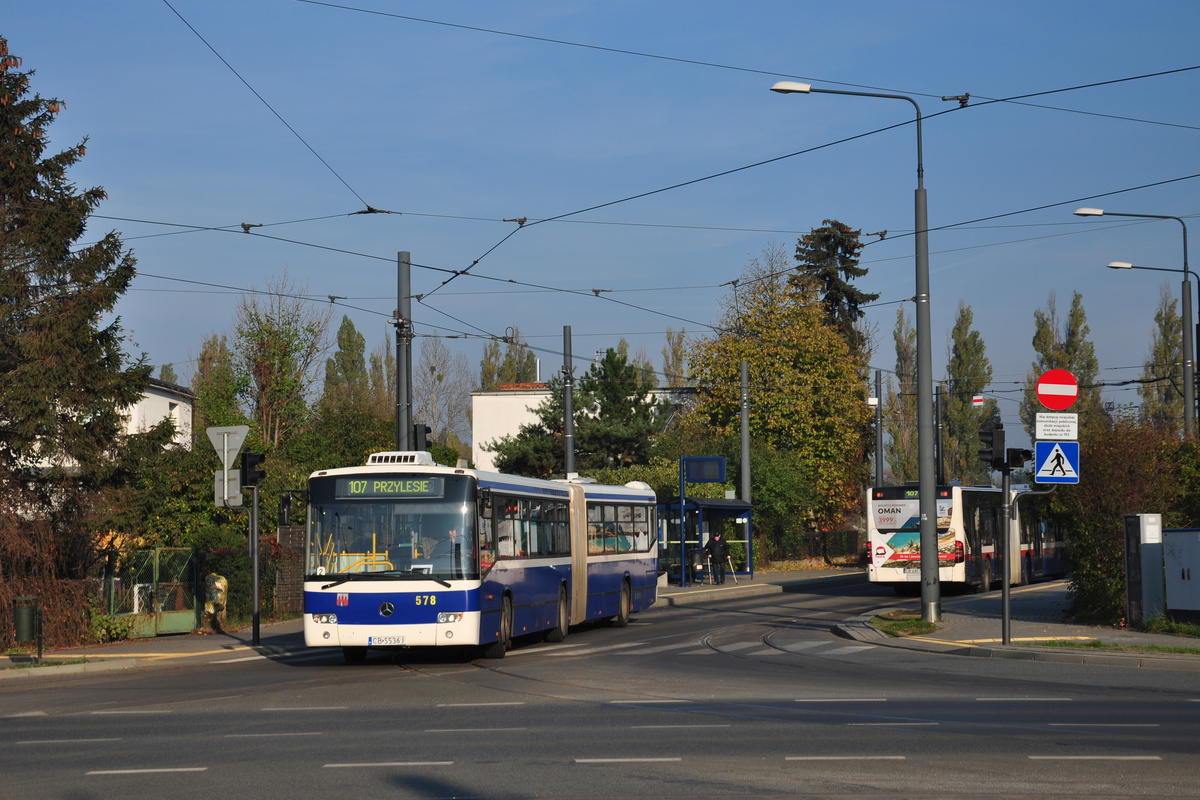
<box><xmin>88</xmin><ymin>767</ymin><xmax>208</xmax><ymax>775</ymax></box>
<box><xmin>1028</xmin><ymin>756</ymin><xmax>1161</xmax><ymax>761</ymax></box>
<box><xmin>610</xmin><ymin>699</ymin><xmax>690</xmax><ymax>704</ymax></box>
<box><xmin>18</xmin><ymin>743</ymin><xmax>121</xmax><ymax>748</ymax></box>
<box><xmin>6</xmin><ymin>711</ymin><xmax>48</xmax><ymax>717</ymax></box>
<box><xmin>614</xmin><ymin>642</ymin><xmax>699</xmax><ymax>655</ymax></box>
<box><xmin>225</xmin><ymin>732</ymin><xmax>324</xmax><ymax>738</ymax></box>
<box><xmin>631</xmin><ymin>724</ymin><xmax>731</xmax><ymax>729</ymax></box>
<box><xmin>437</xmin><ymin>702</ymin><xmax>525</xmax><ymax>707</ymax></box>
<box><xmin>786</xmin><ymin>756</ymin><xmax>905</xmax><ymax>761</ymax></box>
<box><xmin>542</xmin><ymin>641</ymin><xmax>647</xmax><ymax>657</ymax></box>
<box><xmin>822</xmin><ymin>645</ymin><xmax>873</xmax><ymax>655</ymax></box>
<box><xmin>977</xmin><ymin>697</ymin><xmax>1072</xmax><ymax>702</ymax></box>
<box><xmin>848</xmin><ymin>722</ymin><xmax>938</xmax><ymax>727</ymax></box>
<box><xmin>90</xmin><ymin>710</ymin><xmax>172</xmax><ymax>715</ymax></box>
<box><xmin>680</xmin><ymin>649</ymin><xmax>716</xmax><ymax>655</ymax></box>
<box><xmin>325</xmin><ymin>761</ymin><xmax>452</xmax><ymax>768</ymax></box>
<box><xmin>795</xmin><ymin>698</ymin><xmax>886</xmax><ymax>703</ymax></box>
<box><xmin>262</xmin><ymin>706</ymin><xmax>348</xmax><ymax>711</ymax></box>
<box><xmin>212</xmin><ymin>650</ymin><xmax>321</xmax><ymax>664</ymax></box>
<box><xmin>426</xmin><ymin>727</ymin><xmax>528</xmax><ymax>733</ymax></box>
<box><xmin>717</xmin><ymin>642</ymin><xmax>759</xmax><ymax>652</ymax></box>
<box><xmin>779</xmin><ymin>641</ymin><xmax>827</xmax><ymax>652</ymax></box>
<box><xmin>1047</xmin><ymin>723</ymin><xmax>1159</xmax><ymax>728</ymax></box>
<box><xmin>576</xmin><ymin>758</ymin><xmax>682</xmax><ymax>763</ymax></box>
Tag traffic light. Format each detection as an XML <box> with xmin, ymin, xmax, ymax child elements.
<box><xmin>1006</xmin><ymin>448</ymin><xmax>1033</xmax><ymax>470</ymax></box>
<box><xmin>413</xmin><ymin>423</ymin><xmax>432</xmax><ymax>451</ymax></box>
<box><xmin>978</xmin><ymin>424</ymin><xmax>1005</xmax><ymax>470</ymax></box>
<box><xmin>240</xmin><ymin>452</ymin><xmax>266</xmax><ymax>487</ymax></box>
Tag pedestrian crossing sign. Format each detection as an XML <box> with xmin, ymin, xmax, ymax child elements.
<box><xmin>1035</xmin><ymin>441</ymin><xmax>1080</xmax><ymax>484</ymax></box>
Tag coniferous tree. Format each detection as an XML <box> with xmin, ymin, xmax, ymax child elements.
<box><xmin>662</xmin><ymin>327</ymin><xmax>688</xmax><ymax>388</ymax></box>
<box><xmin>322</xmin><ymin>315</ymin><xmax>369</xmax><ymax>413</ymax></box>
<box><xmin>0</xmin><ymin>38</ymin><xmax>164</xmax><ymax>575</ymax></box>
<box><xmin>792</xmin><ymin>220</ymin><xmax>879</xmax><ymax>358</ymax></box>
<box><xmin>1138</xmin><ymin>283</ymin><xmax>1183</xmax><ymax>432</ymax></box>
<box><xmin>576</xmin><ymin>348</ymin><xmax>664</xmax><ymax>469</ymax></box>
<box><xmin>943</xmin><ymin>303</ymin><xmax>999</xmax><ymax>485</ymax></box>
<box><xmin>883</xmin><ymin>307</ymin><xmax>918</xmax><ymax>484</ymax></box>
<box><xmin>1020</xmin><ymin>291</ymin><xmax>1102</xmax><ymax>440</ymax></box>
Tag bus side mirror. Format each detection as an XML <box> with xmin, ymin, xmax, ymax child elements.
<box><xmin>478</xmin><ymin>488</ymin><xmax>492</xmax><ymax>513</ymax></box>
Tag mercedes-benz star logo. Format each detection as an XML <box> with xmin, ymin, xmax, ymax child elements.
<box><xmin>379</xmin><ymin>601</ymin><xmax>395</xmax><ymax>617</ymax></box>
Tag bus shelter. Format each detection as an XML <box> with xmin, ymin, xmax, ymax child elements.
<box><xmin>657</xmin><ymin>496</ymin><xmax>753</xmax><ymax>586</ymax></box>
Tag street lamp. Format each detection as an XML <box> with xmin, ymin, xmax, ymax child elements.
<box><xmin>1076</xmin><ymin>208</ymin><xmax>1193</xmax><ymax>436</ymax></box>
<box><xmin>773</xmin><ymin>80</ymin><xmax>940</xmax><ymax>622</ymax></box>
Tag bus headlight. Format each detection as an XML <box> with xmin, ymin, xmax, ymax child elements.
<box><xmin>437</xmin><ymin>612</ymin><xmax>463</xmax><ymax>624</ymax></box>
<box><xmin>313</xmin><ymin>613</ymin><xmax>338</xmax><ymax>624</ymax></box>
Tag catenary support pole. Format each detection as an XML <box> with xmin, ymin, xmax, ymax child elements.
<box><xmin>563</xmin><ymin>326</ymin><xmax>574</xmax><ymax>476</ymax></box>
<box><xmin>875</xmin><ymin>370</ymin><xmax>884</xmax><ymax>488</ymax></box>
<box><xmin>396</xmin><ymin>252</ymin><xmax>413</xmax><ymax>450</ymax></box>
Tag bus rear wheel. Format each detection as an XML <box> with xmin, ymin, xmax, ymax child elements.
<box><xmin>545</xmin><ymin>586</ymin><xmax>569</xmax><ymax>643</ymax></box>
<box><xmin>611</xmin><ymin>582</ymin><xmax>631</xmax><ymax>628</ymax></box>
<box><xmin>483</xmin><ymin>595</ymin><xmax>512</xmax><ymax>659</ymax></box>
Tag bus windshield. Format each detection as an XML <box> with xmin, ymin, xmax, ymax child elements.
<box><xmin>307</xmin><ymin>473</ymin><xmax>477</xmax><ymax>580</ymax></box>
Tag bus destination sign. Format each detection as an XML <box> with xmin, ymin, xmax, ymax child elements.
<box><xmin>336</xmin><ymin>476</ymin><xmax>445</xmax><ymax>500</ymax></box>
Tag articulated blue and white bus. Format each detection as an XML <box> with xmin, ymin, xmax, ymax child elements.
<box><xmin>303</xmin><ymin>451</ymin><xmax>658</xmax><ymax>662</ymax></box>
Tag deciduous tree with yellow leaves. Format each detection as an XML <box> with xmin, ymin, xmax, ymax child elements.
<box><xmin>684</xmin><ymin>245</ymin><xmax>872</xmax><ymax>534</ymax></box>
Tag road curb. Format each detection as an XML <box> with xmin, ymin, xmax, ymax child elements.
<box><xmin>836</xmin><ymin>614</ymin><xmax>1200</xmax><ymax>670</ymax></box>
<box><xmin>658</xmin><ymin>583</ymin><xmax>782</xmax><ymax>607</ymax></box>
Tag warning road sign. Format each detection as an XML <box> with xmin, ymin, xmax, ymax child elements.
<box><xmin>1035</xmin><ymin>441</ymin><xmax>1080</xmax><ymax>484</ymax></box>
<box><xmin>1036</xmin><ymin>369</ymin><xmax>1078</xmax><ymax>411</ymax></box>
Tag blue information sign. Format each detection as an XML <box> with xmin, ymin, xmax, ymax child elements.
<box><xmin>683</xmin><ymin>456</ymin><xmax>726</xmax><ymax>483</ymax></box>
<box><xmin>1035</xmin><ymin>441</ymin><xmax>1080</xmax><ymax>484</ymax></box>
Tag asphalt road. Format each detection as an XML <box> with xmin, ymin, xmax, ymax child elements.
<box><xmin>3</xmin><ymin>574</ymin><xmax>1197</xmax><ymax>799</ymax></box>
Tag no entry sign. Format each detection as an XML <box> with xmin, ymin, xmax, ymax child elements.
<box><xmin>1036</xmin><ymin>369</ymin><xmax>1078</xmax><ymax>411</ymax></box>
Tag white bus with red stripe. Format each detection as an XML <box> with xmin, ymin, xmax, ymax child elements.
<box><xmin>867</xmin><ymin>485</ymin><xmax>1065</xmax><ymax>595</ymax></box>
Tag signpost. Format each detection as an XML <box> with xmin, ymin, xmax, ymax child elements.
<box><xmin>1035</xmin><ymin>441</ymin><xmax>1080</xmax><ymax>484</ymax></box>
<box><xmin>207</xmin><ymin>425</ymin><xmax>249</xmax><ymax>508</ymax></box>
<box><xmin>1035</xmin><ymin>368</ymin><xmax>1079</xmax><ymax>411</ymax></box>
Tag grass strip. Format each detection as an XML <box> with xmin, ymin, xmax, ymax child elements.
<box><xmin>1026</xmin><ymin>639</ymin><xmax>1200</xmax><ymax>656</ymax></box>
<box><xmin>870</xmin><ymin>609</ymin><xmax>938</xmax><ymax>638</ymax></box>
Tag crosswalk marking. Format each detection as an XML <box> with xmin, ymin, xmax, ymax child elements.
<box><xmin>821</xmin><ymin>645</ymin><xmax>873</xmax><ymax>655</ymax></box>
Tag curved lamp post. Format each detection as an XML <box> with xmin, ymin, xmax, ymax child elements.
<box><xmin>1076</xmin><ymin>208</ymin><xmax>1193</xmax><ymax>436</ymax></box>
<box><xmin>772</xmin><ymin>81</ymin><xmax>939</xmax><ymax>621</ymax></box>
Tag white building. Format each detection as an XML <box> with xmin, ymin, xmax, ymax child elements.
<box><xmin>472</xmin><ymin>383</ymin><xmax>550</xmax><ymax>471</ymax></box>
<box><xmin>123</xmin><ymin>378</ymin><xmax>195</xmax><ymax>447</ymax></box>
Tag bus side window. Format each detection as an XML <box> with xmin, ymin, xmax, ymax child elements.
<box><xmin>478</xmin><ymin>514</ymin><xmax>495</xmax><ymax>571</ymax></box>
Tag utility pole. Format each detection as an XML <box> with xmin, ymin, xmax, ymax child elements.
<box><xmin>396</xmin><ymin>251</ymin><xmax>413</xmax><ymax>450</ymax></box>
<box><xmin>563</xmin><ymin>326</ymin><xmax>575</xmax><ymax>476</ymax></box>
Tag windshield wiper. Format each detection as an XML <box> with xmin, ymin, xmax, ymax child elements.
<box><xmin>317</xmin><ymin>572</ymin><xmax>452</xmax><ymax>590</ymax></box>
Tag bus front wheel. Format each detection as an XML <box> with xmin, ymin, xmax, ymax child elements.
<box><xmin>484</xmin><ymin>596</ymin><xmax>513</xmax><ymax>659</ymax></box>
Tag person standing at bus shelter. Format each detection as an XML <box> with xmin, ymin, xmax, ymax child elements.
<box><xmin>704</xmin><ymin>531</ymin><xmax>730</xmax><ymax>585</ymax></box>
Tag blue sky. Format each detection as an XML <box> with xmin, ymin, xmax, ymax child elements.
<box><xmin>8</xmin><ymin>1</ymin><xmax>1200</xmax><ymax>446</ymax></box>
